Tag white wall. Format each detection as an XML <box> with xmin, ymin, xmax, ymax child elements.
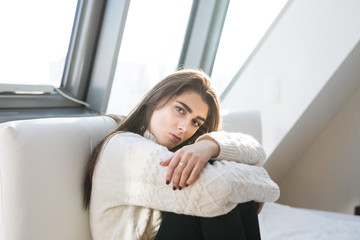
<box><xmin>221</xmin><ymin>0</ymin><xmax>360</xmax><ymax>181</ymax></box>
<box><xmin>278</xmin><ymin>84</ymin><xmax>360</xmax><ymax>214</ymax></box>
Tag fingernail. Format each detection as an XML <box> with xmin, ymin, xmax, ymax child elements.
<box><xmin>166</xmin><ymin>180</ymin><xmax>170</xmax><ymax>185</ymax></box>
<box><xmin>185</xmin><ymin>184</ymin><xmax>189</xmax><ymax>187</ymax></box>
<box><xmin>178</xmin><ymin>186</ymin><xmax>182</xmax><ymax>190</ymax></box>
<box><xmin>173</xmin><ymin>186</ymin><xmax>177</xmax><ymax>191</ymax></box>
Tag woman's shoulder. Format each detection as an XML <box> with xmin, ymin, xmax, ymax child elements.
<box><xmin>106</xmin><ymin>131</ymin><xmax>148</xmax><ymax>146</ymax></box>
<box><xmin>100</xmin><ymin>131</ymin><xmax>172</xmax><ymax>163</ymax></box>
<box><xmin>99</xmin><ymin>132</ymin><xmax>154</xmax><ymax>160</ymax></box>
<box><xmin>105</xmin><ymin>131</ymin><xmax>164</xmax><ymax>151</ymax></box>
<box><xmin>112</xmin><ymin>131</ymin><xmax>143</xmax><ymax>139</ymax></box>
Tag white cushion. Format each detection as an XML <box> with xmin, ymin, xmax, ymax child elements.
<box><xmin>0</xmin><ymin>116</ymin><xmax>117</xmax><ymax>240</ymax></box>
<box><xmin>222</xmin><ymin>110</ymin><xmax>262</xmax><ymax>143</ymax></box>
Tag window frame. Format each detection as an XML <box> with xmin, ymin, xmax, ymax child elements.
<box><xmin>0</xmin><ymin>0</ymin><xmax>229</xmax><ymax>120</ymax></box>
<box><xmin>0</xmin><ymin>0</ymin><xmax>107</xmax><ymax>110</ymax></box>
<box><xmin>86</xmin><ymin>0</ymin><xmax>229</xmax><ymax>113</ymax></box>
<box><xmin>178</xmin><ymin>0</ymin><xmax>229</xmax><ymax>75</ymax></box>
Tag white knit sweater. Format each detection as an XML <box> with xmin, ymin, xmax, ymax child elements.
<box><xmin>90</xmin><ymin>131</ymin><xmax>280</xmax><ymax>240</ymax></box>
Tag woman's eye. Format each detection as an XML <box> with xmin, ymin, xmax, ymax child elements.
<box><xmin>193</xmin><ymin>120</ymin><xmax>201</xmax><ymax>127</ymax></box>
<box><xmin>175</xmin><ymin>106</ymin><xmax>184</xmax><ymax>114</ymax></box>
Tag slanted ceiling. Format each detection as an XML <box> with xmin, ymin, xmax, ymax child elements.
<box><xmin>265</xmin><ymin>40</ymin><xmax>360</xmax><ymax>182</ymax></box>
<box><xmin>221</xmin><ymin>0</ymin><xmax>360</xmax><ymax>182</ymax></box>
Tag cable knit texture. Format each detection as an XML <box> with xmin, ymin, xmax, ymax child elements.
<box><xmin>196</xmin><ymin>131</ymin><xmax>267</xmax><ymax>166</ymax></box>
<box><xmin>90</xmin><ymin>132</ymin><xmax>280</xmax><ymax>240</ymax></box>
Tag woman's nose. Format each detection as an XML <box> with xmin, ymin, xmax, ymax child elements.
<box><xmin>178</xmin><ymin>119</ymin><xmax>190</xmax><ymax>132</ymax></box>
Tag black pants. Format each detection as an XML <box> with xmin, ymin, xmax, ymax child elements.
<box><xmin>155</xmin><ymin>201</ymin><xmax>261</xmax><ymax>240</ymax></box>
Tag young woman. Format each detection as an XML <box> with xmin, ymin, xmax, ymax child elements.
<box><xmin>83</xmin><ymin>69</ymin><xmax>280</xmax><ymax>240</ymax></box>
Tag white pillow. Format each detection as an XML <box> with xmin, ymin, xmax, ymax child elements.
<box><xmin>222</xmin><ymin>110</ymin><xmax>262</xmax><ymax>143</ymax></box>
<box><xmin>0</xmin><ymin>116</ymin><xmax>117</xmax><ymax>240</ymax></box>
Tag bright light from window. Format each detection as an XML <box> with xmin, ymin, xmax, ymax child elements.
<box><xmin>0</xmin><ymin>0</ymin><xmax>77</xmax><ymax>88</ymax></box>
<box><xmin>106</xmin><ymin>0</ymin><xmax>192</xmax><ymax>115</ymax></box>
<box><xmin>211</xmin><ymin>0</ymin><xmax>288</xmax><ymax>95</ymax></box>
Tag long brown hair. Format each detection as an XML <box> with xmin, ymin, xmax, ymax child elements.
<box><xmin>83</xmin><ymin>69</ymin><xmax>221</xmax><ymax>209</ymax></box>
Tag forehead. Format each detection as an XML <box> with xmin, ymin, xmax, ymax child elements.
<box><xmin>171</xmin><ymin>91</ymin><xmax>209</xmax><ymax>119</ymax></box>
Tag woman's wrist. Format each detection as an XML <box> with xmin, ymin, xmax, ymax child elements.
<box><xmin>197</xmin><ymin>136</ymin><xmax>220</xmax><ymax>158</ymax></box>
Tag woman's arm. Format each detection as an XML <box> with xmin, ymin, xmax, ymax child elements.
<box><xmin>93</xmin><ymin>132</ymin><xmax>279</xmax><ymax>218</ymax></box>
<box><xmin>196</xmin><ymin>131</ymin><xmax>267</xmax><ymax>166</ymax></box>
<box><xmin>163</xmin><ymin>131</ymin><xmax>266</xmax><ymax>189</ymax></box>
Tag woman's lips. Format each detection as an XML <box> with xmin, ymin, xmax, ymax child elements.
<box><xmin>169</xmin><ymin>133</ymin><xmax>181</xmax><ymax>142</ymax></box>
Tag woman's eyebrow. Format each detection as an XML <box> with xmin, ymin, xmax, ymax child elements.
<box><xmin>176</xmin><ymin>101</ymin><xmax>206</xmax><ymax>121</ymax></box>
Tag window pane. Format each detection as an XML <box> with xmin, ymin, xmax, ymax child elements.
<box><xmin>211</xmin><ymin>0</ymin><xmax>288</xmax><ymax>95</ymax></box>
<box><xmin>106</xmin><ymin>0</ymin><xmax>192</xmax><ymax>115</ymax></box>
<box><xmin>0</xmin><ymin>0</ymin><xmax>77</xmax><ymax>88</ymax></box>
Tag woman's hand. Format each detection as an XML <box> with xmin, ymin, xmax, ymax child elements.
<box><xmin>160</xmin><ymin>137</ymin><xmax>220</xmax><ymax>190</ymax></box>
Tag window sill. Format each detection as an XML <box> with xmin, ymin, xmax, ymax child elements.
<box><xmin>0</xmin><ymin>107</ymin><xmax>99</xmax><ymax>123</ymax></box>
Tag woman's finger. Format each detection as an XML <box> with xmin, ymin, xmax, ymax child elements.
<box><xmin>184</xmin><ymin>162</ymin><xmax>204</xmax><ymax>186</ymax></box>
<box><xmin>171</xmin><ymin>162</ymin><xmax>185</xmax><ymax>190</ymax></box>
<box><xmin>171</xmin><ymin>154</ymin><xmax>194</xmax><ymax>190</ymax></box>
<box><xmin>177</xmin><ymin>160</ymin><xmax>196</xmax><ymax>189</ymax></box>
<box><xmin>160</xmin><ymin>158</ymin><xmax>171</xmax><ymax>166</ymax></box>
<box><xmin>165</xmin><ymin>151</ymin><xmax>183</xmax><ymax>185</ymax></box>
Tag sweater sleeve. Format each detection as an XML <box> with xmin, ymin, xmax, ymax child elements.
<box><xmin>196</xmin><ymin>131</ymin><xmax>267</xmax><ymax>166</ymax></box>
<box><xmin>93</xmin><ymin>132</ymin><xmax>280</xmax><ymax>218</ymax></box>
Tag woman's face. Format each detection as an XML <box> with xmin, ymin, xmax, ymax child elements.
<box><xmin>149</xmin><ymin>91</ymin><xmax>209</xmax><ymax>149</ymax></box>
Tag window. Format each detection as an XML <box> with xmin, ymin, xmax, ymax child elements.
<box><xmin>106</xmin><ymin>0</ymin><xmax>193</xmax><ymax>115</ymax></box>
<box><xmin>211</xmin><ymin>0</ymin><xmax>288</xmax><ymax>96</ymax></box>
<box><xmin>0</xmin><ymin>0</ymin><xmax>77</xmax><ymax>89</ymax></box>
<box><xmin>0</xmin><ymin>0</ymin><xmax>106</xmax><ymax>122</ymax></box>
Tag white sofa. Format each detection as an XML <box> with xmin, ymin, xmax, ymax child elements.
<box><xmin>0</xmin><ymin>116</ymin><xmax>117</xmax><ymax>240</ymax></box>
<box><xmin>0</xmin><ymin>111</ymin><xmax>261</xmax><ymax>240</ymax></box>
